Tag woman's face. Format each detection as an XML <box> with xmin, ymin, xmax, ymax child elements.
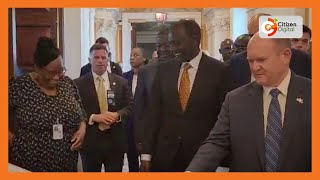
<box><xmin>36</xmin><ymin>56</ymin><xmax>66</xmax><ymax>89</ymax></box>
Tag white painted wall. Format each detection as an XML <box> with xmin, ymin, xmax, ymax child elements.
<box><xmin>230</xmin><ymin>8</ymin><xmax>248</xmax><ymax>40</ymax></box>
<box><xmin>63</xmin><ymin>8</ymin><xmax>81</xmax><ymax>79</ymax></box>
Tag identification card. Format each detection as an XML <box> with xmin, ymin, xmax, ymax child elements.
<box><xmin>53</xmin><ymin>124</ymin><xmax>63</xmax><ymax>140</ymax></box>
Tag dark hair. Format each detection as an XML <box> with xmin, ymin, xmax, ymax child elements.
<box><xmin>174</xmin><ymin>19</ymin><xmax>201</xmax><ymax>46</ymax></box>
<box><xmin>303</xmin><ymin>25</ymin><xmax>312</xmax><ymax>39</ymax></box>
<box><xmin>95</xmin><ymin>37</ymin><xmax>109</xmax><ymax>44</ymax></box>
<box><xmin>34</xmin><ymin>37</ymin><xmax>60</xmax><ymax>68</ymax></box>
<box><xmin>89</xmin><ymin>43</ymin><xmax>108</xmax><ymax>54</ymax></box>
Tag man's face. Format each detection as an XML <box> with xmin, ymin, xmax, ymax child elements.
<box><xmin>247</xmin><ymin>38</ymin><xmax>290</xmax><ymax>87</ymax></box>
<box><xmin>171</xmin><ymin>26</ymin><xmax>196</xmax><ymax>61</ymax></box>
<box><xmin>156</xmin><ymin>34</ymin><xmax>173</xmax><ymax>59</ymax></box>
<box><xmin>291</xmin><ymin>32</ymin><xmax>311</xmax><ymax>53</ymax></box>
<box><xmin>130</xmin><ymin>48</ymin><xmax>145</xmax><ymax>68</ymax></box>
<box><xmin>90</xmin><ymin>49</ymin><xmax>108</xmax><ymax>75</ymax></box>
<box><xmin>219</xmin><ymin>46</ymin><xmax>233</xmax><ymax>61</ymax></box>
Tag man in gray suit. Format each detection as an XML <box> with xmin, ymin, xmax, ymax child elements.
<box><xmin>186</xmin><ymin>33</ymin><xmax>311</xmax><ymax>172</ymax></box>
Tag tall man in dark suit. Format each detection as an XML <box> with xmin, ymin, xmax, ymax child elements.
<box><xmin>75</xmin><ymin>44</ymin><xmax>132</xmax><ymax>172</ymax></box>
<box><xmin>229</xmin><ymin>13</ymin><xmax>311</xmax><ymax>90</ymax></box>
<box><xmin>139</xmin><ymin>19</ymin><xmax>231</xmax><ymax>172</ymax></box>
<box><xmin>133</xmin><ymin>28</ymin><xmax>175</xmax><ymax>158</ymax></box>
<box><xmin>80</xmin><ymin>37</ymin><xmax>122</xmax><ymax>77</ymax></box>
<box><xmin>122</xmin><ymin>47</ymin><xmax>147</xmax><ymax>172</ymax></box>
<box><xmin>187</xmin><ymin>34</ymin><xmax>311</xmax><ymax>172</ymax></box>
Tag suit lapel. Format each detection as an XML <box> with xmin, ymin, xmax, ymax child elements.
<box><xmin>86</xmin><ymin>73</ymin><xmax>100</xmax><ymax>113</ymax></box>
<box><xmin>184</xmin><ymin>54</ymin><xmax>207</xmax><ymax>113</ymax></box>
<box><xmin>167</xmin><ymin>59</ymin><xmax>183</xmax><ymax>113</ymax></box>
<box><xmin>248</xmin><ymin>82</ymin><xmax>265</xmax><ymax>170</ymax></box>
<box><xmin>278</xmin><ymin>73</ymin><xmax>304</xmax><ymax>169</ymax></box>
<box><xmin>108</xmin><ymin>73</ymin><xmax>118</xmax><ymax>92</ymax></box>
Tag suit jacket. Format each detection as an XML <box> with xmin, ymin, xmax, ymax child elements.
<box><xmin>74</xmin><ymin>72</ymin><xmax>132</xmax><ymax>153</ymax></box>
<box><xmin>186</xmin><ymin>72</ymin><xmax>311</xmax><ymax>172</ymax></box>
<box><xmin>229</xmin><ymin>48</ymin><xmax>311</xmax><ymax>90</ymax></box>
<box><xmin>80</xmin><ymin>62</ymin><xmax>123</xmax><ymax>77</ymax></box>
<box><xmin>122</xmin><ymin>70</ymin><xmax>134</xmax><ymax>129</ymax></box>
<box><xmin>133</xmin><ymin>58</ymin><xmax>168</xmax><ymax>152</ymax></box>
<box><xmin>142</xmin><ymin>53</ymin><xmax>231</xmax><ymax>168</ymax></box>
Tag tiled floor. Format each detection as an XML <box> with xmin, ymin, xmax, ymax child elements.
<box><xmin>77</xmin><ymin>153</ymin><xmax>229</xmax><ymax>172</ymax></box>
<box><xmin>77</xmin><ymin>153</ymin><xmax>130</xmax><ymax>172</ymax></box>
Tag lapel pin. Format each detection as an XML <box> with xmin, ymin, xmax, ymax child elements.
<box><xmin>113</xmin><ymin>66</ymin><xmax>116</xmax><ymax>69</ymax></box>
<box><xmin>113</xmin><ymin>82</ymin><xmax>116</xmax><ymax>86</ymax></box>
<box><xmin>296</xmin><ymin>97</ymin><xmax>304</xmax><ymax>104</ymax></box>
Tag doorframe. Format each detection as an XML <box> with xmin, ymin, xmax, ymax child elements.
<box><xmin>121</xmin><ymin>12</ymin><xmax>201</xmax><ymax>72</ymax></box>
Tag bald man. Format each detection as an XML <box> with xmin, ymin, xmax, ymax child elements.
<box><xmin>186</xmin><ymin>33</ymin><xmax>311</xmax><ymax>172</ymax></box>
<box><xmin>228</xmin><ymin>13</ymin><xmax>311</xmax><ymax>90</ymax></box>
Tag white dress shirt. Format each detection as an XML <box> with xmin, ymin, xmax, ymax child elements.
<box><xmin>262</xmin><ymin>70</ymin><xmax>291</xmax><ymax>134</ymax></box>
<box><xmin>178</xmin><ymin>51</ymin><xmax>202</xmax><ymax>92</ymax></box>
<box><xmin>141</xmin><ymin>51</ymin><xmax>203</xmax><ymax>162</ymax></box>
<box><xmin>88</xmin><ymin>71</ymin><xmax>111</xmax><ymax>125</ymax></box>
<box><xmin>132</xmin><ymin>73</ymin><xmax>138</xmax><ymax>96</ymax></box>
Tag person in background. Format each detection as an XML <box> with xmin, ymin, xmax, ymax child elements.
<box><xmin>80</xmin><ymin>37</ymin><xmax>122</xmax><ymax>77</ymax></box>
<box><xmin>9</xmin><ymin>37</ymin><xmax>86</xmax><ymax>172</ymax></box>
<box><xmin>219</xmin><ymin>38</ymin><xmax>233</xmax><ymax>62</ymax></box>
<box><xmin>232</xmin><ymin>34</ymin><xmax>252</xmax><ymax>54</ymax></box>
<box><xmin>122</xmin><ymin>47</ymin><xmax>147</xmax><ymax>172</ymax></box>
<box><xmin>291</xmin><ymin>25</ymin><xmax>312</xmax><ymax>54</ymax></box>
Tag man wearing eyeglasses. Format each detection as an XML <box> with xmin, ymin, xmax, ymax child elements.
<box><xmin>291</xmin><ymin>25</ymin><xmax>312</xmax><ymax>54</ymax></box>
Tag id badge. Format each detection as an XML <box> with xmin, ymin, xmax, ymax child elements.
<box><xmin>53</xmin><ymin>124</ymin><xmax>63</xmax><ymax>140</ymax></box>
<box><xmin>107</xmin><ymin>90</ymin><xmax>116</xmax><ymax>106</ymax></box>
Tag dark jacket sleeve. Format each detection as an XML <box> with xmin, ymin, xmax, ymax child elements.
<box><xmin>186</xmin><ymin>93</ymin><xmax>231</xmax><ymax>172</ymax></box>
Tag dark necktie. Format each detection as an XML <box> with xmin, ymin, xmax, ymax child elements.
<box><xmin>265</xmin><ymin>88</ymin><xmax>282</xmax><ymax>172</ymax></box>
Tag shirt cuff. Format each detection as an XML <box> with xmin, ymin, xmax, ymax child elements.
<box><xmin>141</xmin><ymin>154</ymin><xmax>152</xmax><ymax>161</ymax></box>
<box><xmin>88</xmin><ymin>114</ymin><xmax>95</xmax><ymax>125</ymax></box>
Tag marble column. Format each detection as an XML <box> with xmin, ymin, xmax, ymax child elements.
<box><xmin>95</xmin><ymin>9</ymin><xmax>119</xmax><ymax>64</ymax></box>
<box><xmin>204</xmin><ymin>8</ymin><xmax>231</xmax><ymax>60</ymax></box>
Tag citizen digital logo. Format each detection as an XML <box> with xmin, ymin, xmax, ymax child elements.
<box><xmin>259</xmin><ymin>16</ymin><xmax>302</xmax><ymax>38</ymax></box>
<box><xmin>277</xmin><ymin>21</ymin><xmax>297</xmax><ymax>33</ymax></box>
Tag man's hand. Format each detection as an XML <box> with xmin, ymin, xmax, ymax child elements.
<box><xmin>103</xmin><ymin>112</ymin><xmax>120</xmax><ymax>124</ymax></box>
<box><xmin>92</xmin><ymin>114</ymin><xmax>113</xmax><ymax>125</ymax></box>
<box><xmin>140</xmin><ymin>160</ymin><xmax>151</xmax><ymax>172</ymax></box>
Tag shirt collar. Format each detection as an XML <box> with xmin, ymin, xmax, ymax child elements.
<box><xmin>181</xmin><ymin>51</ymin><xmax>202</xmax><ymax>70</ymax></box>
<box><xmin>263</xmin><ymin>69</ymin><xmax>291</xmax><ymax>96</ymax></box>
<box><xmin>92</xmin><ymin>71</ymin><xmax>109</xmax><ymax>82</ymax></box>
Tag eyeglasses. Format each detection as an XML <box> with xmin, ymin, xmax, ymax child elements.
<box><xmin>42</xmin><ymin>67</ymin><xmax>67</xmax><ymax>78</ymax></box>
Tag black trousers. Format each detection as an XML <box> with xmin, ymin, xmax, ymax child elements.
<box><xmin>126</xmin><ymin>122</ymin><xmax>139</xmax><ymax>172</ymax></box>
<box><xmin>81</xmin><ymin>131</ymin><xmax>124</xmax><ymax>172</ymax></box>
<box><xmin>151</xmin><ymin>143</ymin><xmax>192</xmax><ymax>172</ymax></box>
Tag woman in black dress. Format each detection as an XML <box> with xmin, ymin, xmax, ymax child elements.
<box><xmin>9</xmin><ymin>37</ymin><xmax>87</xmax><ymax>172</ymax></box>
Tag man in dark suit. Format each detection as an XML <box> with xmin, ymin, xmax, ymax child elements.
<box><xmin>229</xmin><ymin>13</ymin><xmax>311</xmax><ymax>90</ymax></box>
<box><xmin>133</xmin><ymin>28</ymin><xmax>175</xmax><ymax>157</ymax></box>
<box><xmin>75</xmin><ymin>44</ymin><xmax>132</xmax><ymax>172</ymax></box>
<box><xmin>122</xmin><ymin>47</ymin><xmax>147</xmax><ymax>172</ymax></box>
<box><xmin>80</xmin><ymin>37</ymin><xmax>122</xmax><ymax>77</ymax></box>
<box><xmin>186</xmin><ymin>34</ymin><xmax>311</xmax><ymax>172</ymax></box>
<box><xmin>139</xmin><ymin>19</ymin><xmax>231</xmax><ymax>172</ymax></box>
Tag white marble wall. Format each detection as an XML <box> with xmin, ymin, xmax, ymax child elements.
<box><xmin>203</xmin><ymin>8</ymin><xmax>231</xmax><ymax>60</ymax></box>
<box><xmin>95</xmin><ymin>9</ymin><xmax>119</xmax><ymax>63</ymax></box>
